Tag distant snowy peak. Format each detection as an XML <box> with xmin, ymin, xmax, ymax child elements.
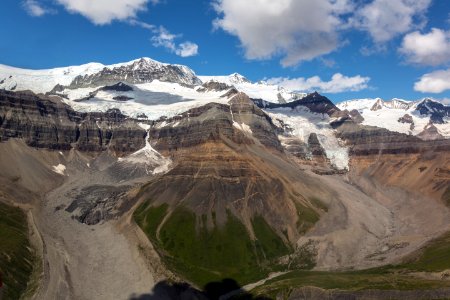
<box><xmin>337</xmin><ymin>98</ymin><xmax>450</xmax><ymax>138</ymax></box>
<box><xmin>198</xmin><ymin>73</ymin><xmax>250</xmax><ymax>85</ymax></box>
<box><xmin>339</xmin><ymin>98</ymin><xmax>415</xmax><ymax>111</ymax></box>
<box><xmin>198</xmin><ymin>74</ymin><xmax>306</xmax><ymax>104</ymax></box>
<box><xmin>228</xmin><ymin>73</ymin><xmax>251</xmax><ymax>84</ymax></box>
<box><xmin>416</xmin><ymin>98</ymin><xmax>450</xmax><ymax>124</ymax></box>
<box><xmin>370</xmin><ymin>98</ymin><xmax>414</xmax><ymax>111</ymax></box>
<box><xmin>338</xmin><ymin>97</ymin><xmax>449</xmax><ymax>118</ymax></box>
<box><xmin>66</xmin><ymin>57</ymin><xmax>201</xmax><ymax>89</ymax></box>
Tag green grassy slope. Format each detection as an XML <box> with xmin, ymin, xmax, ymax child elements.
<box><xmin>0</xmin><ymin>202</ymin><xmax>36</xmax><ymax>300</ymax></box>
<box><xmin>252</xmin><ymin>231</ymin><xmax>450</xmax><ymax>297</ymax></box>
<box><xmin>134</xmin><ymin>204</ymin><xmax>299</xmax><ymax>287</ymax></box>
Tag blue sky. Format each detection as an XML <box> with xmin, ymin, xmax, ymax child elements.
<box><xmin>0</xmin><ymin>0</ymin><xmax>449</xmax><ymax>102</ymax></box>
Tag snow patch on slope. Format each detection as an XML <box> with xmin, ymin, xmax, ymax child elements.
<box><xmin>233</xmin><ymin>121</ymin><xmax>253</xmax><ymax>135</ymax></box>
<box><xmin>52</xmin><ymin>164</ymin><xmax>66</xmax><ymax>175</ymax></box>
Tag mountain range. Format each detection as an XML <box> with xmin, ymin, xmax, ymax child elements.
<box><xmin>0</xmin><ymin>58</ymin><xmax>449</xmax><ymax>300</ymax></box>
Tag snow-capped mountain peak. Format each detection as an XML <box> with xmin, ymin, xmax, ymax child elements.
<box><xmin>228</xmin><ymin>72</ymin><xmax>251</xmax><ymax>84</ymax></box>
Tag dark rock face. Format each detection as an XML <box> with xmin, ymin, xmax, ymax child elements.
<box><xmin>0</xmin><ymin>90</ymin><xmax>145</xmax><ymax>154</ymax></box>
<box><xmin>65</xmin><ymin>185</ymin><xmax>131</xmax><ymax>225</ymax></box>
<box><xmin>398</xmin><ymin>114</ymin><xmax>414</xmax><ymax>130</ymax></box>
<box><xmin>416</xmin><ymin>99</ymin><xmax>450</xmax><ymax>124</ymax></box>
<box><xmin>100</xmin><ymin>82</ymin><xmax>133</xmax><ymax>92</ymax></box>
<box><xmin>66</xmin><ymin>58</ymin><xmax>201</xmax><ymax>89</ymax></box>
<box><xmin>308</xmin><ymin>133</ymin><xmax>326</xmax><ymax>157</ymax></box>
<box><xmin>253</xmin><ymin>92</ymin><xmax>339</xmax><ymax>116</ymax></box>
<box><xmin>398</xmin><ymin>114</ymin><xmax>413</xmax><ymax>124</ymax></box>
<box><xmin>112</xmin><ymin>96</ymin><xmax>133</xmax><ymax>101</ymax></box>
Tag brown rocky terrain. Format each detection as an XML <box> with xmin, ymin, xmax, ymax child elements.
<box><xmin>0</xmin><ymin>89</ymin><xmax>449</xmax><ymax>299</ymax></box>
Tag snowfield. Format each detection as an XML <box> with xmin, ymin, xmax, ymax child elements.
<box><xmin>60</xmin><ymin>80</ymin><xmax>229</xmax><ymax>120</ymax></box>
<box><xmin>0</xmin><ymin>63</ymin><xmax>105</xmax><ymax>94</ymax></box>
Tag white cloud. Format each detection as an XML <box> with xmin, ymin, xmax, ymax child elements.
<box><xmin>399</xmin><ymin>28</ymin><xmax>450</xmax><ymax>66</ymax></box>
<box><xmin>437</xmin><ymin>98</ymin><xmax>450</xmax><ymax>105</ymax></box>
<box><xmin>55</xmin><ymin>0</ymin><xmax>150</xmax><ymax>25</ymax></box>
<box><xmin>176</xmin><ymin>42</ymin><xmax>199</xmax><ymax>58</ymax></box>
<box><xmin>354</xmin><ymin>0</ymin><xmax>431</xmax><ymax>43</ymax></box>
<box><xmin>151</xmin><ymin>26</ymin><xmax>199</xmax><ymax>57</ymax></box>
<box><xmin>212</xmin><ymin>0</ymin><xmax>353</xmax><ymax>67</ymax></box>
<box><xmin>415</xmin><ymin>68</ymin><xmax>450</xmax><ymax>93</ymax></box>
<box><xmin>128</xmin><ymin>19</ymin><xmax>155</xmax><ymax>30</ymax></box>
<box><xmin>23</xmin><ymin>0</ymin><xmax>51</xmax><ymax>17</ymax></box>
<box><xmin>267</xmin><ymin>73</ymin><xmax>370</xmax><ymax>93</ymax></box>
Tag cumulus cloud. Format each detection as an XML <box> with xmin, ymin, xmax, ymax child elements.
<box><xmin>151</xmin><ymin>26</ymin><xmax>199</xmax><ymax>57</ymax></box>
<box><xmin>22</xmin><ymin>0</ymin><xmax>52</xmax><ymax>17</ymax></box>
<box><xmin>176</xmin><ymin>42</ymin><xmax>199</xmax><ymax>58</ymax></box>
<box><xmin>399</xmin><ymin>28</ymin><xmax>450</xmax><ymax>66</ymax></box>
<box><xmin>414</xmin><ymin>68</ymin><xmax>450</xmax><ymax>93</ymax></box>
<box><xmin>354</xmin><ymin>0</ymin><xmax>431</xmax><ymax>43</ymax></box>
<box><xmin>212</xmin><ymin>0</ymin><xmax>353</xmax><ymax>67</ymax></box>
<box><xmin>267</xmin><ymin>73</ymin><xmax>370</xmax><ymax>93</ymax></box>
<box><xmin>438</xmin><ymin>98</ymin><xmax>450</xmax><ymax>105</ymax></box>
<box><xmin>55</xmin><ymin>0</ymin><xmax>150</xmax><ymax>25</ymax></box>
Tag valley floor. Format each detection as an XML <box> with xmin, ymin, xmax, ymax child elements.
<box><xmin>31</xmin><ymin>162</ymin><xmax>160</xmax><ymax>300</ymax></box>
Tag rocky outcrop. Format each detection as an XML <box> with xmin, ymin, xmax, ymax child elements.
<box><xmin>349</xmin><ymin>109</ymin><xmax>364</xmax><ymax>123</ymax></box>
<box><xmin>197</xmin><ymin>80</ymin><xmax>232</xmax><ymax>92</ymax></box>
<box><xmin>308</xmin><ymin>133</ymin><xmax>326</xmax><ymax>157</ymax></box>
<box><xmin>417</xmin><ymin>123</ymin><xmax>444</xmax><ymax>140</ymax></box>
<box><xmin>0</xmin><ymin>90</ymin><xmax>146</xmax><ymax>154</ymax></box>
<box><xmin>398</xmin><ymin>113</ymin><xmax>414</xmax><ymax>130</ymax></box>
<box><xmin>99</xmin><ymin>82</ymin><xmax>133</xmax><ymax>92</ymax></box>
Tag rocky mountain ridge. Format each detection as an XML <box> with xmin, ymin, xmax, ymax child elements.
<box><xmin>0</xmin><ymin>90</ymin><xmax>146</xmax><ymax>154</ymax></box>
